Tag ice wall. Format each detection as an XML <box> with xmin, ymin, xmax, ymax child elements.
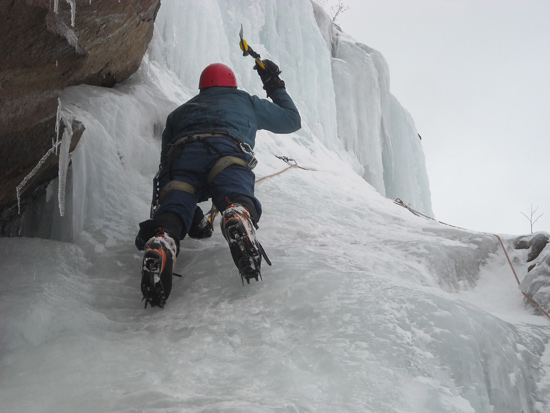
<box><xmin>386</xmin><ymin>95</ymin><xmax>433</xmax><ymax>215</ymax></box>
<box><xmin>2</xmin><ymin>1</ymin><xmax>550</xmax><ymax>412</ymax></box>
<box><xmin>312</xmin><ymin>2</ymin><xmax>433</xmax><ymax>215</ymax></box>
<box><xmin>50</xmin><ymin>0</ymin><xmax>434</xmax><ymax>240</ymax></box>
<box><xmin>151</xmin><ymin>0</ymin><xmax>432</xmax><ymax>214</ymax></box>
<box><xmin>150</xmin><ymin>0</ymin><xmax>340</xmax><ymax>152</ymax></box>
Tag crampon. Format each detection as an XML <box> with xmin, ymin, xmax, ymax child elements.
<box><xmin>222</xmin><ymin>204</ymin><xmax>271</xmax><ymax>285</ymax></box>
<box><xmin>140</xmin><ymin>231</ymin><xmax>177</xmax><ymax>309</ymax></box>
<box><xmin>141</xmin><ymin>253</ymin><xmax>167</xmax><ymax>309</ymax></box>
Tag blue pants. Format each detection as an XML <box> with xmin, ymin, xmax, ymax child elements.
<box><xmin>154</xmin><ymin>138</ymin><xmax>261</xmax><ymax>240</ymax></box>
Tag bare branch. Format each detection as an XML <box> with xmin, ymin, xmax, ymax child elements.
<box><xmin>521</xmin><ymin>204</ymin><xmax>544</xmax><ymax>234</ymax></box>
<box><xmin>331</xmin><ymin>1</ymin><xmax>350</xmax><ymax>22</ymax></box>
<box><xmin>313</xmin><ymin>0</ymin><xmax>350</xmax><ymax>22</ymax></box>
<box><xmin>533</xmin><ymin>213</ymin><xmax>544</xmax><ymax>225</ymax></box>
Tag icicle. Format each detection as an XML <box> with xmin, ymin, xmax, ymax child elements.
<box><xmin>54</xmin><ymin>98</ymin><xmax>62</xmax><ymax>155</ymax></box>
<box><xmin>57</xmin><ymin>117</ymin><xmax>73</xmax><ymax>217</ymax></box>
<box><xmin>53</xmin><ymin>0</ymin><xmax>76</xmax><ymax>27</ymax></box>
<box><xmin>16</xmin><ymin>101</ymin><xmax>75</xmax><ymax>216</ymax></box>
<box><xmin>66</xmin><ymin>0</ymin><xmax>76</xmax><ymax>27</ymax></box>
<box><xmin>16</xmin><ymin>148</ymin><xmax>56</xmax><ymax>214</ymax></box>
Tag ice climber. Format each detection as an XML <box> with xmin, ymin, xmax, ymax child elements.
<box><xmin>135</xmin><ymin>60</ymin><xmax>301</xmax><ymax>308</ymax></box>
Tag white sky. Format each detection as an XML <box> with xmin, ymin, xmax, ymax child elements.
<box><xmin>337</xmin><ymin>0</ymin><xmax>550</xmax><ymax>236</ymax></box>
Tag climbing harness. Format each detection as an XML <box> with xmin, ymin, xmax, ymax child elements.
<box><xmin>151</xmin><ymin>148</ymin><xmax>309</xmax><ymax>287</ymax></box>
<box><xmin>394</xmin><ymin>198</ymin><xmax>550</xmax><ymax>321</ymax></box>
<box><xmin>150</xmin><ymin>133</ymin><xmax>258</xmax><ymax>218</ymax></box>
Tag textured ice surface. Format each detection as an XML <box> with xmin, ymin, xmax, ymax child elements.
<box><xmin>1</xmin><ymin>1</ymin><xmax>549</xmax><ymax>412</ymax></box>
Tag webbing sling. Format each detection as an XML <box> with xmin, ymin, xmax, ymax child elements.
<box><xmin>159</xmin><ymin>180</ymin><xmax>196</xmax><ymax>202</ymax></box>
<box><xmin>207</xmin><ymin>156</ymin><xmax>251</xmax><ymax>184</ymax></box>
<box><xmin>157</xmin><ymin>157</ymin><xmax>251</xmax><ymax>202</ymax></box>
<box><xmin>165</xmin><ymin>133</ymin><xmax>226</xmax><ymax>162</ymax></box>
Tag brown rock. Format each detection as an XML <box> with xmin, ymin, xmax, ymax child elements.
<box><xmin>0</xmin><ymin>0</ymin><xmax>161</xmax><ymax>233</ymax></box>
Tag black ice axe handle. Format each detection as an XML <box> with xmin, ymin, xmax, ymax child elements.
<box><xmin>239</xmin><ymin>24</ymin><xmax>266</xmax><ymax>70</ymax></box>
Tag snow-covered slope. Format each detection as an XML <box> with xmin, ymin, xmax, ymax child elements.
<box><xmin>1</xmin><ymin>0</ymin><xmax>549</xmax><ymax>412</ymax></box>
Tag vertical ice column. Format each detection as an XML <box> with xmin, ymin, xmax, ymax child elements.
<box><xmin>57</xmin><ymin>117</ymin><xmax>73</xmax><ymax>217</ymax></box>
<box><xmin>15</xmin><ymin>99</ymin><xmax>74</xmax><ymax>216</ymax></box>
<box><xmin>53</xmin><ymin>0</ymin><xmax>77</xmax><ymax>27</ymax></box>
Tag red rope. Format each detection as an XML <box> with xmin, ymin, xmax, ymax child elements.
<box><xmin>394</xmin><ymin>199</ymin><xmax>550</xmax><ymax>321</ymax></box>
<box><xmin>494</xmin><ymin>234</ymin><xmax>550</xmax><ymax>319</ymax></box>
<box><xmin>255</xmin><ymin>165</ymin><xmax>295</xmax><ymax>184</ymax></box>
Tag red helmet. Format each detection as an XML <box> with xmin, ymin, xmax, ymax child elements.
<box><xmin>198</xmin><ymin>63</ymin><xmax>237</xmax><ymax>89</ymax></box>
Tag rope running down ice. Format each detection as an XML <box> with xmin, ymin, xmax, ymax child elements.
<box><xmin>255</xmin><ymin>155</ymin><xmax>310</xmax><ymax>184</ymax></box>
<box><xmin>208</xmin><ymin>155</ymin><xmax>310</xmax><ymax>227</ymax></box>
<box><xmin>394</xmin><ymin>198</ymin><xmax>550</xmax><ymax>321</ymax></box>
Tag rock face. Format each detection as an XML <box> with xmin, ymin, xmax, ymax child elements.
<box><xmin>514</xmin><ymin>233</ymin><xmax>550</xmax><ymax>313</ymax></box>
<box><xmin>0</xmin><ymin>0</ymin><xmax>161</xmax><ymax>234</ymax></box>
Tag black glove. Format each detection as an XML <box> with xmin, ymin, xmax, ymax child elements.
<box><xmin>254</xmin><ymin>59</ymin><xmax>285</xmax><ymax>98</ymax></box>
<box><xmin>187</xmin><ymin>206</ymin><xmax>213</xmax><ymax>239</ymax></box>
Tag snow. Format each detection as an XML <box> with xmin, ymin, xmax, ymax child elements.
<box><xmin>2</xmin><ymin>0</ymin><xmax>550</xmax><ymax>412</ymax></box>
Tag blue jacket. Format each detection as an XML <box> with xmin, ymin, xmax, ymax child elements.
<box><xmin>161</xmin><ymin>87</ymin><xmax>301</xmax><ymax>164</ymax></box>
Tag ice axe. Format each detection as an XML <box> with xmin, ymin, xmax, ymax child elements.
<box><xmin>239</xmin><ymin>24</ymin><xmax>266</xmax><ymax>70</ymax></box>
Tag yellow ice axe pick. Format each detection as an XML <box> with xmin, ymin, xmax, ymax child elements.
<box><xmin>239</xmin><ymin>24</ymin><xmax>266</xmax><ymax>70</ymax></box>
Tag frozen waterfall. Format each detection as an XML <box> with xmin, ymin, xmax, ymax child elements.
<box><xmin>1</xmin><ymin>1</ymin><xmax>549</xmax><ymax>412</ymax></box>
